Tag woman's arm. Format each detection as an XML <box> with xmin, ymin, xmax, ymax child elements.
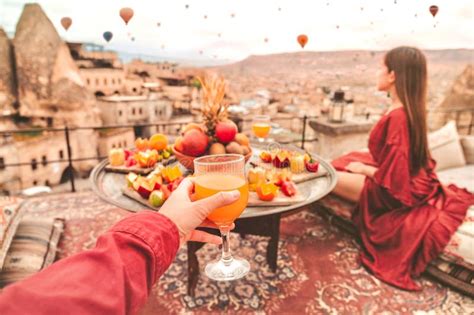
<box><xmin>346</xmin><ymin>162</ymin><xmax>378</xmax><ymax>178</ymax></box>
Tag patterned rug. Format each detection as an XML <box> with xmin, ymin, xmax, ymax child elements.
<box><xmin>22</xmin><ymin>192</ymin><xmax>474</xmax><ymax>314</ymax></box>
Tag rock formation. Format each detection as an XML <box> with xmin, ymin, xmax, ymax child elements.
<box><xmin>13</xmin><ymin>3</ymin><xmax>101</xmax><ymax>126</ymax></box>
<box><xmin>0</xmin><ymin>28</ymin><xmax>17</xmax><ymax>117</ymax></box>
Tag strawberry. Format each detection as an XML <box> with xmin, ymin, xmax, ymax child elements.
<box><xmin>280</xmin><ymin>181</ymin><xmax>297</xmax><ymax>197</ymax></box>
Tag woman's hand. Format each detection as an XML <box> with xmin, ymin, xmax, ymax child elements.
<box><xmin>159</xmin><ymin>177</ymin><xmax>240</xmax><ymax>246</ymax></box>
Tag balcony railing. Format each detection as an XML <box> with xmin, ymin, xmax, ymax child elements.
<box><xmin>0</xmin><ymin>116</ymin><xmax>318</xmax><ymax>196</ymax></box>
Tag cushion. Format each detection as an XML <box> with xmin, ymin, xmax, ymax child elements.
<box><xmin>461</xmin><ymin>135</ymin><xmax>474</xmax><ymax>165</ymax></box>
<box><xmin>0</xmin><ymin>218</ymin><xmax>64</xmax><ymax>288</ymax></box>
<box><xmin>0</xmin><ymin>197</ymin><xmax>24</xmax><ymax>271</ymax></box>
<box><xmin>428</xmin><ymin>121</ymin><xmax>466</xmax><ymax>171</ymax></box>
<box><xmin>437</xmin><ymin>165</ymin><xmax>474</xmax><ymax>193</ymax></box>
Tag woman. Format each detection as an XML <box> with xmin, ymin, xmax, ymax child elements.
<box><xmin>0</xmin><ymin>178</ymin><xmax>240</xmax><ymax>314</ymax></box>
<box><xmin>331</xmin><ymin>46</ymin><xmax>474</xmax><ymax>290</ymax></box>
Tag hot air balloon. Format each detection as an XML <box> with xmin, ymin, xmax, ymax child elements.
<box><xmin>264</xmin><ymin>38</ymin><xmax>269</xmax><ymax>43</ymax></box>
<box><xmin>157</xmin><ymin>22</ymin><xmax>161</xmax><ymax>27</ymax></box>
<box><xmin>60</xmin><ymin>17</ymin><xmax>72</xmax><ymax>31</ymax></box>
<box><xmin>204</xmin><ymin>15</ymin><xmax>208</xmax><ymax>19</ymax></box>
<box><xmin>103</xmin><ymin>31</ymin><xmax>113</xmax><ymax>42</ymax></box>
<box><xmin>185</xmin><ymin>4</ymin><xmax>189</xmax><ymax>9</ymax></box>
<box><xmin>131</xmin><ymin>37</ymin><xmax>135</xmax><ymax>41</ymax></box>
<box><xmin>429</xmin><ymin>5</ymin><xmax>438</xmax><ymax>17</ymax></box>
<box><xmin>230</xmin><ymin>13</ymin><xmax>235</xmax><ymax>18</ymax></box>
<box><xmin>297</xmin><ymin>34</ymin><xmax>308</xmax><ymax>48</ymax></box>
<box><xmin>119</xmin><ymin>7</ymin><xmax>134</xmax><ymax>25</ymax></box>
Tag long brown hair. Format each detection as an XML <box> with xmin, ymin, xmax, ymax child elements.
<box><xmin>384</xmin><ymin>46</ymin><xmax>430</xmax><ymax>173</ymax></box>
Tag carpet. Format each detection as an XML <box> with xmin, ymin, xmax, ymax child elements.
<box><xmin>22</xmin><ymin>192</ymin><xmax>474</xmax><ymax>314</ymax></box>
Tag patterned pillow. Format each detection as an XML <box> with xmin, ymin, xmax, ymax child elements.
<box><xmin>0</xmin><ymin>218</ymin><xmax>64</xmax><ymax>288</ymax></box>
<box><xmin>0</xmin><ymin>197</ymin><xmax>24</xmax><ymax>271</ymax></box>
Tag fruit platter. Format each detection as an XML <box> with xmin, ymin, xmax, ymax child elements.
<box><xmin>105</xmin><ymin>133</ymin><xmax>176</xmax><ymax>175</ymax></box>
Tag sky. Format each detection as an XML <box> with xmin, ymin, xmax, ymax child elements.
<box><xmin>0</xmin><ymin>0</ymin><xmax>473</xmax><ymax>63</ymax></box>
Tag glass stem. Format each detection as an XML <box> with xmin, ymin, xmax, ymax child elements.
<box><xmin>219</xmin><ymin>226</ymin><xmax>233</xmax><ymax>266</ymax></box>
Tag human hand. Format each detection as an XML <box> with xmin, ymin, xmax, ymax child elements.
<box><xmin>159</xmin><ymin>177</ymin><xmax>240</xmax><ymax>246</ymax></box>
<box><xmin>345</xmin><ymin>162</ymin><xmax>367</xmax><ymax>175</ymax></box>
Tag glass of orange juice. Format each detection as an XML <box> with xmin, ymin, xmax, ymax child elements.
<box><xmin>194</xmin><ymin>154</ymin><xmax>250</xmax><ymax>281</ymax></box>
<box><xmin>252</xmin><ymin>115</ymin><xmax>272</xmax><ymax>143</ymax></box>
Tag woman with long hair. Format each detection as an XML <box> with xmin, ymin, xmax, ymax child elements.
<box><xmin>331</xmin><ymin>46</ymin><xmax>474</xmax><ymax>290</ymax></box>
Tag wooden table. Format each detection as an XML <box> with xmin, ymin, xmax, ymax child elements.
<box><xmin>90</xmin><ymin>145</ymin><xmax>337</xmax><ymax>296</ymax></box>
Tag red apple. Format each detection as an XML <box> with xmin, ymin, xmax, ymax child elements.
<box><xmin>215</xmin><ymin>120</ymin><xmax>238</xmax><ymax>144</ymax></box>
<box><xmin>181</xmin><ymin>129</ymin><xmax>209</xmax><ymax>157</ymax></box>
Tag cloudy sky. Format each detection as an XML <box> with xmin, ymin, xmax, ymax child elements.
<box><xmin>0</xmin><ymin>0</ymin><xmax>473</xmax><ymax>62</ymax></box>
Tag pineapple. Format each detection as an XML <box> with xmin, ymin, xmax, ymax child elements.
<box><xmin>198</xmin><ymin>76</ymin><xmax>229</xmax><ymax>138</ymax></box>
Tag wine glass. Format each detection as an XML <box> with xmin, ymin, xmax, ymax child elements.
<box><xmin>193</xmin><ymin>154</ymin><xmax>250</xmax><ymax>281</ymax></box>
<box><xmin>252</xmin><ymin>115</ymin><xmax>272</xmax><ymax>143</ymax></box>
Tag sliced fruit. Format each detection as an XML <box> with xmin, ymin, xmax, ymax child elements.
<box><xmin>137</xmin><ymin>180</ymin><xmax>155</xmax><ymax>199</ymax></box>
<box><xmin>290</xmin><ymin>155</ymin><xmax>305</xmax><ymax>174</ymax></box>
<box><xmin>280</xmin><ymin>181</ymin><xmax>297</xmax><ymax>197</ymax></box>
<box><xmin>135</xmin><ymin>138</ymin><xmax>149</xmax><ymax>151</ymax></box>
<box><xmin>256</xmin><ymin>182</ymin><xmax>279</xmax><ymax>202</ymax></box>
<box><xmin>135</xmin><ymin>150</ymin><xmax>159</xmax><ymax>168</ymax></box>
<box><xmin>126</xmin><ymin>172</ymin><xmax>138</xmax><ymax>187</ymax></box>
<box><xmin>248</xmin><ymin>167</ymin><xmax>266</xmax><ymax>185</ymax></box>
<box><xmin>149</xmin><ymin>175</ymin><xmax>163</xmax><ymax>190</ymax></box>
<box><xmin>273</xmin><ymin>151</ymin><xmax>290</xmax><ymax>168</ymax></box>
<box><xmin>161</xmin><ymin>185</ymin><xmax>171</xmax><ymax>200</ymax></box>
<box><xmin>162</xmin><ymin>165</ymin><xmax>182</xmax><ymax>183</ymax></box>
<box><xmin>149</xmin><ymin>133</ymin><xmax>168</xmax><ymax>151</ymax></box>
<box><xmin>109</xmin><ymin>149</ymin><xmax>125</xmax><ymax>166</ymax></box>
<box><xmin>125</xmin><ymin>156</ymin><xmax>137</xmax><ymax>167</ymax></box>
<box><xmin>149</xmin><ymin>190</ymin><xmax>165</xmax><ymax>207</ymax></box>
<box><xmin>124</xmin><ymin>149</ymin><xmax>133</xmax><ymax>161</ymax></box>
<box><xmin>162</xmin><ymin>150</ymin><xmax>171</xmax><ymax>159</ymax></box>
<box><xmin>260</xmin><ymin>151</ymin><xmax>272</xmax><ymax>163</ymax></box>
<box><xmin>305</xmin><ymin>153</ymin><xmax>319</xmax><ymax>173</ymax></box>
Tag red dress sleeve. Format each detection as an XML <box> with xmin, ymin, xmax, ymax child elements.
<box><xmin>0</xmin><ymin>211</ymin><xmax>180</xmax><ymax>315</ymax></box>
<box><xmin>373</xmin><ymin>142</ymin><xmax>413</xmax><ymax>206</ymax></box>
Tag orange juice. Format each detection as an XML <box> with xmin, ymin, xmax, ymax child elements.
<box><xmin>252</xmin><ymin>123</ymin><xmax>271</xmax><ymax>138</ymax></box>
<box><xmin>194</xmin><ymin>174</ymin><xmax>249</xmax><ymax>226</ymax></box>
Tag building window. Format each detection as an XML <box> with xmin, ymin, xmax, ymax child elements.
<box><xmin>132</xmin><ymin>108</ymin><xmax>136</xmax><ymax>115</ymax></box>
<box><xmin>112</xmin><ymin>78</ymin><xmax>116</xmax><ymax>85</ymax></box>
<box><xmin>42</xmin><ymin>155</ymin><xmax>47</xmax><ymax>166</ymax></box>
<box><xmin>33</xmin><ymin>180</ymin><xmax>38</xmax><ymax>186</ymax></box>
<box><xmin>112</xmin><ymin>144</ymin><xmax>115</xmax><ymax>148</ymax></box>
<box><xmin>118</xmin><ymin>110</ymin><xmax>122</xmax><ymax>117</ymax></box>
<box><xmin>59</xmin><ymin>150</ymin><xmax>64</xmax><ymax>159</ymax></box>
<box><xmin>132</xmin><ymin>88</ymin><xmax>137</xmax><ymax>93</ymax></box>
<box><xmin>139</xmin><ymin>108</ymin><xmax>143</xmax><ymax>115</ymax></box>
<box><xmin>87</xmin><ymin>78</ymin><xmax>91</xmax><ymax>85</ymax></box>
<box><xmin>104</xmin><ymin>78</ymin><xmax>108</xmax><ymax>85</ymax></box>
<box><xmin>0</xmin><ymin>157</ymin><xmax>5</xmax><ymax>170</ymax></box>
<box><xmin>155</xmin><ymin>109</ymin><xmax>158</xmax><ymax>115</ymax></box>
<box><xmin>31</xmin><ymin>159</ymin><xmax>38</xmax><ymax>171</ymax></box>
<box><xmin>124</xmin><ymin>141</ymin><xmax>127</xmax><ymax>147</ymax></box>
<box><xmin>95</xmin><ymin>78</ymin><xmax>99</xmax><ymax>85</ymax></box>
<box><xmin>45</xmin><ymin>180</ymin><xmax>50</xmax><ymax>186</ymax></box>
<box><xmin>118</xmin><ymin>78</ymin><xmax>122</xmax><ymax>84</ymax></box>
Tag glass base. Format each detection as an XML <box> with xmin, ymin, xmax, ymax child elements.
<box><xmin>205</xmin><ymin>257</ymin><xmax>250</xmax><ymax>281</ymax></box>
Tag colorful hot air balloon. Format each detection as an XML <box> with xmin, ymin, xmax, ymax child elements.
<box><xmin>60</xmin><ymin>17</ymin><xmax>72</xmax><ymax>31</ymax></box>
<box><xmin>429</xmin><ymin>5</ymin><xmax>438</xmax><ymax>17</ymax></box>
<box><xmin>103</xmin><ymin>31</ymin><xmax>113</xmax><ymax>42</ymax></box>
<box><xmin>297</xmin><ymin>34</ymin><xmax>308</xmax><ymax>48</ymax></box>
<box><xmin>157</xmin><ymin>22</ymin><xmax>161</xmax><ymax>27</ymax></box>
<box><xmin>264</xmin><ymin>38</ymin><xmax>269</xmax><ymax>43</ymax></box>
<box><xmin>119</xmin><ymin>7</ymin><xmax>134</xmax><ymax>25</ymax></box>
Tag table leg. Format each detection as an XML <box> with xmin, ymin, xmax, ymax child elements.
<box><xmin>187</xmin><ymin>241</ymin><xmax>203</xmax><ymax>297</ymax></box>
<box><xmin>266</xmin><ymin>214</ymin><xmax>281</xmax><ymax>272</ymax></box>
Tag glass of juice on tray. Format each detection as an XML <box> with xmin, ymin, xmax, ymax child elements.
<box><xmin>252</xmin><ymin>115</ymin><xmax>272</xmax><ymax>143</ymax></box>
<box><xmin>194</xmin><ymin>154</ymin><xmax>250</xmax><ymax>281</ymax></box>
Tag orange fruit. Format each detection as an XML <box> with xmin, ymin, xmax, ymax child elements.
<box><xmin>149</xmin><ymin>133</ymin><xmax>168</xmax><ymax>151</ymax></box>
<box><xmin>135</xmin><ymin>138</ymin><xmax>149</xmax><ymax>151</ymax></box>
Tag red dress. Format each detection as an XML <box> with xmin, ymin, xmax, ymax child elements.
<box><xmin>0</xmin><ymin>211</ymin><xmax>180</xmax><ymax>315</ymax></box>
<box><xmin>332</xmin><ymin>107</ymin><xmax>474</xmax><ymax>290</ymax></box>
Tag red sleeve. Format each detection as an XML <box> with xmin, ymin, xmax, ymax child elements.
<box><xmin>373</xmin><ymin>143</ymin><xmax>413</xmax><ymax>206</ymax></box>
<box><xmin>0</xmin><ymin>211</ymin><xmax>179</xmax><ymax>315</ymax></box>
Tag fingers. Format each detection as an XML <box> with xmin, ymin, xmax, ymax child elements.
<box><xmin>188</xmin><ymin>230</ymin><xmax>222</xmax><ymax>245</ymax></box>
<box><xmin>175</xmin><ymin>177</ymin><xmax>194</xmax><ymax>196</ymax></box>
<box><xmin>194</xmin><ymin>190</ymin><xmax>240</xmax><ymax>217</ymax></box>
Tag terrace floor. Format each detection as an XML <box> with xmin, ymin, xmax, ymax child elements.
<box><xmin>21</xmin><ymin>191</ymin><xmax>474</xmax><ymax>314</ymax></box>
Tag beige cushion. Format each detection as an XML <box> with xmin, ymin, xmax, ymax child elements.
<box><xmin>428</xmin><ymin>121</ymin><xmax>466</xmax><ymax>171</ymax></box>
<box><xmin>461</xmin><ymin>135</ymin><xmax>474</xmax><ymax>165</ymax></box>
